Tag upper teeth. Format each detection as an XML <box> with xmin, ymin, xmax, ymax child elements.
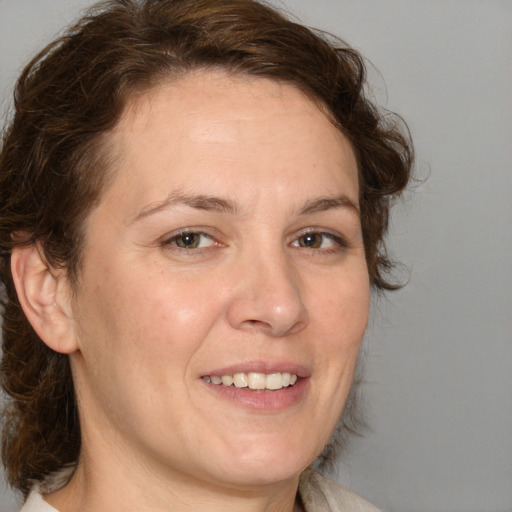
<box><xmin>203</xmin><ymin>372</ymin><xmax>298</xmax><ymax>390</ymax></box>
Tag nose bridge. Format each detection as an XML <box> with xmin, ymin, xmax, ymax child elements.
<box><xmin>227</xmin><ymin>239</ymin><xmax>308</xmax><ymax>336</ymax></box>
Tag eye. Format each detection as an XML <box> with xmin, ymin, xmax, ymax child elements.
<box><xmin>164</xmin><ymin>231</ymin><xmax>215</xmax><ymax>249</ymax></box>
<box><xmin>292</xmin><ymin>231</ymin><xmax>346</xmax><ymax>250</ymax></box>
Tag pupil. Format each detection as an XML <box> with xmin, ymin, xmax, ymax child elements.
<box><xmin>179</xmin><ymin>233</ymin><xmax>199</xmax><ymax>248</ymax></box>
<box><xmin>301</xmin><ymin>233</ymin><xmax>320</xmax><ymax>248</ymax></box>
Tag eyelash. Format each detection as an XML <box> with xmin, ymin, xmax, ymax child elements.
<box><xmin>161</xmin><ymin>228</ymin><xmax>349</xmax><ymax>254</ymax></box>
<box><xmin>161</xmin><ymin>230</ymin><xmax>217</xmax><ymax>250</ymax></box>
<box><xmin>291</xmin><ymin>229</ymin><xmax>349</xmax><ymax>253</ymax></box>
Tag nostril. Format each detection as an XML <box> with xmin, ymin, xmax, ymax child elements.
<box><xmin>246</xmin><ymin>319</ymin><xmax>272</xmax><ymax>330</ymax></box>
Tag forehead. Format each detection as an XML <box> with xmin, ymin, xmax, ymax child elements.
<box><xmin>116</xmin><ymin>70</ymin><xmax>352</xmax><ymax>153</ymax></box>
<box><xmin>99</xmin><ymin>70</ymin><xmax>359</xmax><ymax>217</ymax></box>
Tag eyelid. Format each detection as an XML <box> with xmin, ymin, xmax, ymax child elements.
<box><xmin>161</xmin><ymin>228</ymin><xmax>220</xmax><ymax>250</ymax></box>
<box><xmin>291</xmin><ymin>228</ymin><xmax>350</xmax><ymax>250</ymax></box>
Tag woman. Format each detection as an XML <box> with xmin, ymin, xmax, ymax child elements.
<box><xmin>0</xmin><ymin>0</ymin><xmax>413</xmax><ymax>511</ymax></box>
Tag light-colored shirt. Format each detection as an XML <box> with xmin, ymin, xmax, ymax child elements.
<box><xmin>19</xmin><ymin>491</ymin><xmax>57</xmax><ymax>512</ymax></box>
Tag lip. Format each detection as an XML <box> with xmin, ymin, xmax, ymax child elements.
<box><xmin>200</xmin><ymin>361</ymin><xmax>310</xmax><ymax>412</ymax></box>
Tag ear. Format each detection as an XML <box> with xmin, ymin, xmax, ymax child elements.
<box><xmin>11</xmin><ymin>243</ymin><xmax>79</xmax><ymax>354</ymax></box>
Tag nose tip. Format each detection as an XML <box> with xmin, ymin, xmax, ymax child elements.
<box><xmin>226</xmin><ymin>260</ymin><xmax>308</xmax><ymax>337</ymax></box>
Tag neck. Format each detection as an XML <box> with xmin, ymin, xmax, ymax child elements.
<box><xmin>44</xmin><ymin>453</ymin><xmax>302</xmax><ymax>512</ymax></box>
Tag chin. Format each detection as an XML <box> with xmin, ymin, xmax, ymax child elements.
<box><xmin>204</xmin><ymin>436</ymin><xmax>319</xmax><ymax>489</ymax></box>
<box><xmin>211</xmin><ymin>464</ymin><xmax>304</xmax><ymax>491</ymax></box>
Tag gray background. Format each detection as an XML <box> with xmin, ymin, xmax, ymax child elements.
<box><xmin>1</xmin><ymin>1</ymin><xmax>511</xmax><ymax>511</ymax></box>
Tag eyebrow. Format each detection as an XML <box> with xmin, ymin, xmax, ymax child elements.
<box><xmin>298</xmin><ymin>195</ymin><xmax>360</xmax><ymax>216</ymax></box>
<box><xmin>131</xmin><ymin>192</ymin><xmax>359</xmax><ymax>224</ymax></box>
<box><xmin>131</xmin><ymin>193</ymin><xmax>239</xmax><ymax>223</ymax></box>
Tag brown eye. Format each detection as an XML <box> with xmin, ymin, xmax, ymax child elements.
<box><xmin>292</xmin><ymin>231</ymin><xmax>346</xmax><ymax>251</ymax></box>
<box><xmin>167</xmin><ymin>232</ymin><xmax>214</xmax><ymax>249</ymax></box>
<box><xmin>175</xmin><ymin>233</ymin><xmax>200</xmax><ymax>248</ymax></box>
<box><xmin>297</xmin><ymin>233</ymin><xmax>323</xmax><ymax>248</ymax></box>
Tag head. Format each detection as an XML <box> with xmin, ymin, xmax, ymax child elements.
<box><xmin>0</xmin><ymin>0</ymin><xmax>412</xmax><ymax>497</ymax></box>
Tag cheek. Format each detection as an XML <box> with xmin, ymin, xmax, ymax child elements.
<box><xmin>71</xmin><ymin>267</ymin><xmax>216</xmax><ymax>422</ymax></box>
<box><xmin>135</xmin><ymin>271</ymin><xmax>223</xmax><ymax>337</ymax></box>
<box><xmin>311</xmin><ymin>268</ymin><xmax>370</xmax><ymax>392</ymax></box>
<box><xmin>77</xmin><ymin>265</ymin><xmax>223</xmax><ymax>369</ymax></box>
<box><xmin>314</xmin><ymin>269</ymin><xmax>370</xmax><ymax>340</ymax></box>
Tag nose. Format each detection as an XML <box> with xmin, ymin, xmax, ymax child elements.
<box><xmin>226</xmin><ymin>249</ymin><xmax>308</xmax><ymax>337</ymax></box>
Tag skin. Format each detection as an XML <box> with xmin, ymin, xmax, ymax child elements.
<box><xmin>13</xmin><ymin>70</ymin><xmax>370</xmax><ymax>512</ymax></box>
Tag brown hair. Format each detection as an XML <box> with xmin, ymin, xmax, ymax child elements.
<box><xmin>0</xmin><ymin>0</ymin><xmax>413</xmax><ymax>495</ymax></box>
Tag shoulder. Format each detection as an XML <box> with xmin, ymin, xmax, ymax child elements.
<box><xmin>19</xmin><ymin>491</ymin><xmax>59</xmax><ymax>512</ymax></box>
<box><xmin>298</xmin><ymin>468</ymin><xmax>381</xmax><ymax>512</ymax></box>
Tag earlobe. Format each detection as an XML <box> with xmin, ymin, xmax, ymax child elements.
<box><xmin>11</xmin><ymin>243</ymin><xmax>79</xmax><ymax>354</ymax></box>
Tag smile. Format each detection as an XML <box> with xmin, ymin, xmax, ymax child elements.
<box><xmin>202</xmin><ymin>372</ymin><xmax>298</xmax><ymax>391</ymax></box>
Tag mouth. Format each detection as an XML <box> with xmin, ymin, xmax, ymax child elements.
<box><xmin>202</xmin><ymin>372</ymin><xmax>298</xmax><ymax>391</ymax></box>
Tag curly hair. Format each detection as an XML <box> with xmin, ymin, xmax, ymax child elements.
<box><xmin>0</xmin><ymin>0</ymin><xmax>413</xmax><ymax>495</ymax></box>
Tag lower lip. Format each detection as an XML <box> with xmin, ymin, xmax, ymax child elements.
<box><xmin>202</xmin><ymin>378</ymin><xmax>309</xmax><ymax>412</ymax></box>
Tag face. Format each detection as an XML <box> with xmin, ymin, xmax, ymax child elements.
<box><xmin>69</xmin><ymin>70</ymin><xmax>370</xmax><ymax>492</ymax></box>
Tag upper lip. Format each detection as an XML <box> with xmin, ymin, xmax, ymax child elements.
<box><xmin>202</xmin><ymin>361</ymin><xmax>310</xmax><ymax>378</ymax></box>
